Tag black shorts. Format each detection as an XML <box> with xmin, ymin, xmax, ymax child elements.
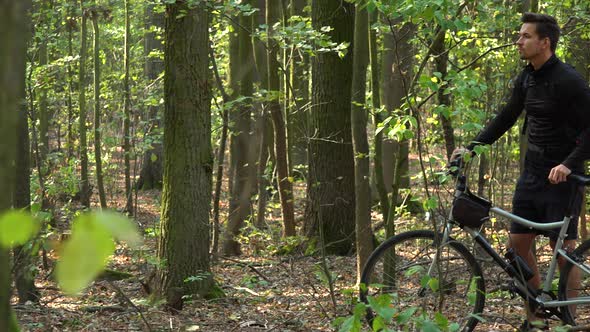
<box><xmin>510</xmin><ymin>169</ymin><xmax>582</xmax><ymax>241</ymax></box>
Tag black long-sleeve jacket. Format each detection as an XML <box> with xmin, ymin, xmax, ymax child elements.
<box><xmin>470</xmin><ymin>55</ymin><xmax>590</xmax><ymax>173</ymax></box>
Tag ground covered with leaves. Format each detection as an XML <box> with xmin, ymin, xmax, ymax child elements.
<box><xmin>10</xmin><ymin>187</ymin><xmax>572</xmax><ymax>331</ymax></box>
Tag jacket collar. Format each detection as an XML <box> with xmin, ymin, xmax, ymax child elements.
<box><xmin>525</xmin><ymin>54</ymin><xmax>559</xmax><ymax>75</ymax></box>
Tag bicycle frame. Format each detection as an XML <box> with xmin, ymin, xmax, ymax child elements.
<box><xmin>437</xmin><ymin>188</ymin><xmax>590</xmax><ymax>315</ymax></box>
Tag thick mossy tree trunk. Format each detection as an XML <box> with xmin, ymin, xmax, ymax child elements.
<box><xmin>222</xmin><ymin>2</ymin><xmax>255</xmax><ymax>256</ymax></box>
<box><xmin>156</xmin><ymin>2</ymin><xmax>213</xmax><ymax>310</ymax></box>
<box><xmin>1</xmin><ymin>1</ymin><xmax>30</xmax><ymax>330</ymax></box>
<box><xmin>267</xmin><ymin>0</ymin><xmax>295</xmax><ymax>237</ymax></box>
<box><xmin>91</xmin><ymin>10</ymin><xmax>107</xmax><ymax>209</ymax></box>
<box><xmin>78</xmin><ymin>1</ymin><xmax>91</xmax><ymax>207</ymax></box>
<box><xmin>137</xmin><ymin>2</ymin><xmax>164</xmax><ymax>190</ymax></box>
<box><xmin>351</xmin><ymin>1</ymin><xmax>373</xmax><ymax>282</ymax></box>
<box><xmin>304</xmin><ymin>0</ymin><xmax>356</xmax><ymax>255</ymax></box>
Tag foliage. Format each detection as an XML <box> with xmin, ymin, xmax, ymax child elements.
<box><xmin>56</xmin><ymin>211</ymin><xmax>141</xmax><ymax>295</ymax></box>
<box><xmin>333</xmin><ymin>290</ymin><xmax>463</xmax><ymax>332</ymax></box>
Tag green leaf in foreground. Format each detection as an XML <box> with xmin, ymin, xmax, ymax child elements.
<box><xmin>56</xmin><ymin>214</ymin><xmax>116</xmax><ymax>295</ymax></box>
<box><xmin>94</xmin><ymin>210</ymin><xmax>142</xmax><ymax>247</ymax></box>
<box><xmin>0</xmin><ymin>210</ymin><xmax>38</xmax><ymax>248</ymax></box>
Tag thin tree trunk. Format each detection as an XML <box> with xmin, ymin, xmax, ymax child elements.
<box><xmin>91</xmin><ymin>11</ymin><xmax>107</xmax><ymax>208</ymax></box>
<box><xmin>432</xmin><ymin>29</ymin><xmax>455</xmax><ymax>160</ymax></box>
<box><xmin>223</xmin><ymin>2</ymin><xmax>255</xmax><ymax>256</ymax></box>
<box><xmin>267</xmin><ymin>0</ymin><xmax>296</xmax><ymax>237</ymax></box>
<box><xmin>369</xmin><ymin>10</ymin><xmax>389</xmax><ymax>219</ymax></box>
<box><xmin>351</xmin><ymin>1</ymin><xmax>373</xmax><ymax>282</ymax></box>
<box><xmin>123</xmin><ymin>0</ymin><xmax>133</xmax><ymax>213</ymax></box>
<box><xmin>78</xmin><ymin>1</ymin><xmax>91</xmax><ymax>207</ymax></box>
<box><xmin>287</xmin><ymin>0</ymin><xmax>309</xmax><ymax>171</ymax></box>
<box><xmin>137</xmin><ymin>3</ymin><xmax>164</xmax><ymax>190</ymax></box>
<box><xmin>209</xmin><ymin>44</ymin><xmax>230</xmax><ymax>260</ymax></box>
<box><xmin>66</xmin><ymin>7</ymin><xmax>75</xmax><ymax>160</ymax></box>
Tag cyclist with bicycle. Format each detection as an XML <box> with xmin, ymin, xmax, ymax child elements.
<box><xmin>455</xmin><ymin>12</ymin><xmax>590</xmax><ymax>331</ymax></box>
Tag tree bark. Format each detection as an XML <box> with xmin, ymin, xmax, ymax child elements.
<box><xmin>91</xmin><ymin>10</ymin><xmax>107</xmax><ymax>209</ymax></box>
<box><xmin>304</xmin><ymin>0</ymin><xmax>356</xmax><ymax>255</ymax></box>
<box><xmin>369</xmin><ymin>10</ymin><xmax>389</xmax><ymax>221</ymax></box>
<box><xmin>137</xmin><ymin>2</ymin><xmax>164</xmax><ymax>190</ymax></box>
<box><xmin>351</xmin><ymin>1</ymin><xmax>373</xmax><ymax>282</ymax></box>
<box><xmin>156</xmin><ymin>1</ymin><xmax>213</xmax><ymax>309</ymax></box>
<box><xmin>267</xmin><ymin>0</ymin><xmax>296</xmax><ymax>237</ymax></box>
<box><xmin>123</xmin><ymin>0</ymin><xmax>133</xmax><ymax>213</ymax></box>
<box><xmin>432</xmin><ymin>29</ymin><xmax>455</xmax><ymax>160</ymax></box>
<box><xmin>14</xmin><ymin>8</ymin><xmax>38</xmax><ymax>302</ymax></box>
<box><xmin>1</xmin><ymin>1</ymin><xmax>30</xmax><ymax>330</ymax></box>
<box><xmin>78</xmin><ymin>0</ymin><xmax>91</xmax><ymax>207</ymax></box>
<box><xmin>287</xmin><ymin>0</ymin><xmax>309</xmax><ymax>171</ymax></box>
<box><xmin>223</xmin><ymin>2</ymin><xmax>256</xmax><ymax>256</ymax></box>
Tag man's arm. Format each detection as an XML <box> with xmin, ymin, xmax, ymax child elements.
<box><xmin>561</xmin><ymin>74</ymin><xmax>590</xmax><ymax>170</ymax></box>
<box><xmin>466</xmin><ymin>71</ymin><xmax>526</xmax><ymax>150</ymax></box>
<box><xmin>551</xmin><ymin>73</ymin><xmax>590</xmax><ymax>183</ymax></box>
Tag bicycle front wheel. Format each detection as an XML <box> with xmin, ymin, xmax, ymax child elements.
<box><xmin>558</xmin><ymin>238</ymin><xmax>590</xmax><ymax>326</ymax></box>
<box><xmin>359</xmin><ymin>230</ymin><xmax>485</xmax><ymax>331</ymax></box>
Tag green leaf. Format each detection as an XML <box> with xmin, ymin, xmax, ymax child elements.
<box><xmin>428</xmin><ymin>277</ymin><xmax>440</xmax><ymax>292</ymax></box>
<box><xmin>0</xmin><ymin>210</ymin><xmax>38</xmax><ymax>248</ymax></box>
<box><xmin>56</xmin><ymin>215</ymin><xmax>116</xmax><ymax>295</ymax></box>
<box><xmin>397</xmin><ymin>307</ymin><xmax>418</xmax><ymax>325</ymax></box>
<box><xmin>93</xmin><ymin>211</ymin><xmax>142</xmax><ymax>247</ymax></box>
<box><xmin>150</xmin><ymin>153</ymin><xmax>158</xmax><ymax>162</ymax></box>
<box><xmin>421</xmin><ymin>319</ymin><xmax>441</xmax><ymax>332</ymax></box>
<box><xmin>434</xmin><ymin>312</ymin><xmax>448</xmax><ymax>329</ymax></box>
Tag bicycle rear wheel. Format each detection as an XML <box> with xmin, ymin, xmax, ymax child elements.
<box><xmin>558</xmin><ymin>239</ymin><xmax>590</xmax><ymax>326</ymax></box>
<box><xmin>359</xmin><ymin>229</ymin><xmax>485</xmax><ymax>331</ymax></box>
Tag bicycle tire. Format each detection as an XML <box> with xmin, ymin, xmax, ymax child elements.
<box><xmin>558</xmin><ymin>238</ymin><xmax>590</xmax><ymax>326</ymax></box>
<box><xmin>359</xmin><ymin>229</ymin><xmax>486</xmax><ymax>331</ymax></box>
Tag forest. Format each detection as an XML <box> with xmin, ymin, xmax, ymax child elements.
<box><xmin>3</xmin><ymin>0</ymin><xmax>590</xmax><ymax>331</ymax></box>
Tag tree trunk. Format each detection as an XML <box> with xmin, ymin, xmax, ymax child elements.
<box><xmin>123</xmin><ymin>0</ymin><xmax>133</xmax><ymax>213</ymax></box>
<box><xmin>14</xmin><ymin>15</ymin><xmax>39</xmax><ymax>302</ymax></box>
<box><xmin>91</xmin><ymin>11</ymin><xmax>107</xmax><ymax>209</ymax></box>
<box><xmin>267</xmin><ymin>0</ymin><xmax>296</xmax><ymax>237</ymax></box>
<box><xmin>381</xmin><ymin>20</ymin><xmax>414</xmax><ymax>234</ymax></box>
<box><xmin>156</xmin><ymin>2</ymin><xmax>213</xmax><ymax>309</ymax></box>
<box><xmin>304</xmin><ymin>0</ymin><xmax>356</xmax><ymax>255</ymax></box>
<box><xmin>78</xmin><ymin>1</ymin><xmax>91</xmax><ymax>207</ymax></box>
<box><xmin>1</xmin><ymin>2</ymin><xmax>30</xmax><ymax>330</ymax></box>
<box><xmin>287</xmin><ymin>0</ymin><xmax>309</xmax><ymax>171</ymax></box>
<box><xmin>137</xmin><ymin>2</ymin><xmax>164</xmax><ymax>190</ymax></box>
<box><xmin>209</xmin><ymin>43</ymin><xmax>230</xmax><ymax>259</ymax></box>
<box><xmin>351</xmin><ymin>1</ymin><xmax>373</xmax><ymax>282</ymax></box>
<box><xmin>223</xmin><ymin>2</ymin><xmax>256</xmax><ymax>256</ymax></box>
<box><xmin>432</xmin><ymin>29</ymin><xmax>455</xmax><ymax>160</ymax></box>
<box><xmin>253</xmin><ymin>1</ymin><xmax>271</xmax><ymax>229</ymax></box>
<box><xmin>369</xmin><ymin>10</ymin><xmax>389</xmax><ymax>220</ymax></box>
<box><xmin>66</xmin><ymin>5</ymin><xmax>75</xmax><ymax>159</ymax></box>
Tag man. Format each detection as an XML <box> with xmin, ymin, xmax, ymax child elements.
<box><xmin>457</xmin><ymin>12</ymin><xmax>590</xmax><ymax>331</ymax></box>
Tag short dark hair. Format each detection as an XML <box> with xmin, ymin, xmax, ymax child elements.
<box><xmin>521</xmin><ymin>12</ymin><xmax>560</xmax><ymax>52</ymax></box>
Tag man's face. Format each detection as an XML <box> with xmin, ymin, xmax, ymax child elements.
<box><xmin>516</xmin><ymin>22</ymin><xmax>549</xmax><ymax>60</ymax></box>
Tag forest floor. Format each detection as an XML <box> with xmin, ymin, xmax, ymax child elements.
<box><xmin>10</xmin><ymin>177</ymin><xmax>571</xmax><ymax>331</ymax></box>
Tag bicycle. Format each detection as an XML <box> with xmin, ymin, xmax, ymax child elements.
<box><xmin>358</xmin><ymin>159</ymin><xmax>590</xmax><ymax>331</ymax></box>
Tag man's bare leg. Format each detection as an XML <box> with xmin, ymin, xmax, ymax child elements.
<box><xmin>508</xmin><ymin>233</ymin><xmax>540</xmax><ymax>322</ymax></box>
<box><xmin>550</xmin><ymin>238</ymin><xmax>579</xmax><ymax>318</ymax></box>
